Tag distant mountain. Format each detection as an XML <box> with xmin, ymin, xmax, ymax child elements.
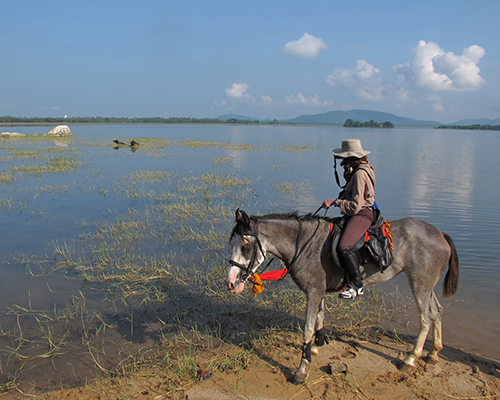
<box><xmin>218</xmin><ymin>113</ymin><xmax>260</xmax><ymax>121</ymax></box>
<box><xmin>283</xmin><ymin>109</ymin><xmax>441</xmax><ymax>128</ymax></box>
<box><xmin>450</xmin><ymin>117</ymin><xmax>500</xmax><ymax>126</ymax></box>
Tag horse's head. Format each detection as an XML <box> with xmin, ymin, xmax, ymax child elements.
<box><xmin>225</xmin><ymin>209</ymin><xmax>267</xmax><ymax>294</ymax></box>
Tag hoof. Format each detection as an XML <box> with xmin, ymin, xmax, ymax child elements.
<box><xmin>311</xmin><ymin>345</ymin><xmax>319</xmax><ymax>356</ymax></box>
<box><xmin>424</xmin><ymin>355</ymin><xmax>439</xmax><ymax>365</ymax></box>
<box><xmin>398</xmin><ymin>361</ymin><xmax>414</xmax><ymax>373</ymax></box>
<box><xmin>293</xmin><ymin>371</ymin><xmax>307</xmax><ymax>385</ymax></box>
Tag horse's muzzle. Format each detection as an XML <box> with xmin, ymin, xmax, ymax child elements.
<box><xmin>226</xmin><ymin>260</ymin><xmax>249</xmax><ymax>293</ymax></box>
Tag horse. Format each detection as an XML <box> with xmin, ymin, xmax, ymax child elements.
<box><xmin>225</xmin><ymin>209</ymin><xmax>459</xmax><ymax>384</ymax></box>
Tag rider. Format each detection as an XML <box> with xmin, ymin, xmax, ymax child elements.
<box><xmin>322</xmin><ymin>139</ymin><xmax>376</xmax><ymax>299</ymax></box>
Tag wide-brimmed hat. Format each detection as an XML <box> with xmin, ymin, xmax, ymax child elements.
<box><xmin>332</xmin><ymin>139</ymin><xmax>370</xmax><ymax>158</ymax></box>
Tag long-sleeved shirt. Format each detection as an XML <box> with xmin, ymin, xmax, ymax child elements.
<box><xmin>336</xmin><ymin>162</ymin><xmax>376</xmax><ymax>217</ymax></box>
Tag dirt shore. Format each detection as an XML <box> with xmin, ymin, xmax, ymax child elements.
<box><xmin>4</xmin><ymin>328</ymin><xmax>497</xmax><ymax>400</ymax></box>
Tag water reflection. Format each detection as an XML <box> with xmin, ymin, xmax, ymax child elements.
<box><xmin>408</xmin><ymin>134</ymin><xmax>474</xmax><ymax>219</ymax></box>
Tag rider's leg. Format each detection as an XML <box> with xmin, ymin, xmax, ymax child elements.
<box><xmin>340</xmin><ymin>246</ymin><xmax>363</xmax><ymax>289</ymax></box>
<box><xmin>337</xmin><ymin>209</ymin><xmax>373</xmax><ymax>299</ymax></box>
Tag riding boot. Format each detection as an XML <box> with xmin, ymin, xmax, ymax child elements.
<box><xmin>338</xmin><ymin>246</ymin><xmax>364</xmax><ymax>299</ymax></box>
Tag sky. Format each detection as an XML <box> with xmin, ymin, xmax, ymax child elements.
<box><xmin>1</xmin><ymin>0</ymin><xmax>499</xmax><ymax>123</ymax></box>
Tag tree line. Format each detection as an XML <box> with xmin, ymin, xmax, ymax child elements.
<box><xmin>0</xmin><ymin>116</ymin><xmax>296</xmax><ymax>125</ymax></box>
<box><xmin>343</xmin><ymin>119</ymin><xmax>395</xmax><ymax>128</ymax></box>
<box><xmin>435</xmin><ymin>124</ymin><xmax>500</xmax><ymax>131</ymax></box>
<box><xmin>0</xmin><ymin>116</ymin><xmax>227</xmax><ymax>124</ymax></box>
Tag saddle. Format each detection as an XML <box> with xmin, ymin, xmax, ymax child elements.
<box><xmin>329</xmin><ymin>209</ymin><xmax>394</xmax><ymax>272</ymax></box>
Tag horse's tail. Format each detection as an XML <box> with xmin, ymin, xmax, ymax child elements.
<box><xmin>442</xmin><ymin>232</ymin><xmax>459</xmax><ymax>298</ymax></box>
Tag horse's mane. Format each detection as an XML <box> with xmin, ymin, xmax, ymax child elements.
<box><xmin>252</xmin><ymin>211</ymin><xmax>331</xmax><ymax>223</ymax></box>
<box><xmin>230</xmin><ymin>210</ymin><xmax>333</xmax><ymax>242</ymax></box>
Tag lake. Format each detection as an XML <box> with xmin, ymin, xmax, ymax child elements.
<box><xmin>1</xmin><ymin>124</ymin><xmax>499</xmax><ymax>386</ymax></box>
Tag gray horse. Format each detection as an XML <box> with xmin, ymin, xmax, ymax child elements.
<box><xmin>225</xmin><ymin>209</ymin><xmax>459</xmax><ymax>384</ymax></box>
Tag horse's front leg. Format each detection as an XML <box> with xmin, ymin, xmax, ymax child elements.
<box><xmin>311</xmin><ymin>298</ymin><xmax>325</xmax><ymax>356</ymax></box>
<box><xmin>293</xmin><ymin>291</ymin><xmax>323</xmax><ymax>385</ymax></box>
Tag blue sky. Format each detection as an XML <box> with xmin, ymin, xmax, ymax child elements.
<box><xmin>1</xmin><ymin>0</ymin><xmax>499</xmax><ymax>123</ymax></box>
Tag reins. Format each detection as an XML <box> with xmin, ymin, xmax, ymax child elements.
<box><xmin>287</xmin><ymin>213</ymin><xmax>323</xmax><ymax>273</ymax></box>
<box><xmin>230</xmin><ymin>210</ymin><xmax>325</xmax><ymax>289</ymax></box>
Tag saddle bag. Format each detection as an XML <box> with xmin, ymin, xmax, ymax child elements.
<box><xmin>365</xmin><ymin>218</ymin><xmax>393</xmax><ymax>272</ymax></box>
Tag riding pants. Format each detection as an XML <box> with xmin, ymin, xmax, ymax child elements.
<box><xmin>338</xmin><ymin>207</ymin><xmax>374</xmax><ymax>290</ymax></box>
<box><xmin>338</xmin><ymin>207</ymin><xmax>374</xmax><ymax>251</ymax></box>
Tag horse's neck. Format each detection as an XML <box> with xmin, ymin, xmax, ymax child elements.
<box><xmin>258</xmin><ymin>218</ymin><xmax>319</xmax><ymax>266</ymax></box>
<box><xmin>257</xmin><ymin>219</ymin><xmax>298</xmax><ymax>265</ymax></box>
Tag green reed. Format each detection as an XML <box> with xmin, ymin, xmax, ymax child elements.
<box><xmin>0</xmin><ymin>135</ymin><xmax>411</xmax><ymax>397</ymax></box>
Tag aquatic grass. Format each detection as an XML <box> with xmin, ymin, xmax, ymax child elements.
<box><xmin>46</xmin><ymin>154</ymin><xmax>81</xmax><ymax>171</ymax></box>
<box><xmin>126</xmin><ymin>170</ymin><xmax>170</xmax><ymax>183</ymax></box>
<box><xmin>178</xmin><ymin>139</ymin><xmax>259</xmax><ymax>151</ymax></box>
<box><xmin>211</xmin><ymin>156</ymin><xmax>231</xmax><ymax>165</ymax></box>
<box><xmin>10</xmin><ymin>154</ymin><xmax>81</xmax><ymax>175</ymax></box>
<box><xmin>275</xmin><ymin>181</ymin><xmax>294</xmax><ymax>193</ymax></box>
<box><xmin>127</xmin><ymin>137</ymin><xmax>173</xmax><ymax>148</ymax></box>
<box><xmin>8</xmin><ymin>149</ymin><xmax>45</xmax><ymax>159</ymax></box>
<box><xmin>0</xmin><ymin>134</ymin><xmax>56</xmax><ymax>141</ymax></box>
<box><xmin>184</xmin><ymin>171</ymin><xmax>251</xmax><ymax>188</ymax></box>
<box><xmin>0</xmin><ymin>172</ymin><xmax>14</xmax><ymax>185</ymax></box>
<box><xmin>279</xmin><ymin>145</ymin><xmax>311</xmax><ymax>152</ymax></box>
<box><xmin>0</xmin><ymin>132</ymin><xmax>417</xmax><ymax>396</ymax></box>
<box><xmin>45</xmin><ymin>146</ymin><xmax>77</xmax><ymax>153</ymax></box>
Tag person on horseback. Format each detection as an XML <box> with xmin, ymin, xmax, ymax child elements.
<box><xmin>322</xmin><ymin>139</ymin><xmax>376</xmax><ymax>299</ymax></box>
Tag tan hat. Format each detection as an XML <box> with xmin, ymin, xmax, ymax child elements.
<box><xmin>332</xmin><ymin>139</ymin><xmax>370</xmax><ymax>158</ymax></box>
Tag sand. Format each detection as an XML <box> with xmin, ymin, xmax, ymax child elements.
<box><xmin>8</xmin><ymin>328</ymin><xmax>497</xmax><ymax>400</ymax></box>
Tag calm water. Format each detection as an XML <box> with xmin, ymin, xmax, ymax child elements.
<box><xmin>1</xmin><ymin>124</ymin><xmax>499</xmax><ymax>366</ymax></box>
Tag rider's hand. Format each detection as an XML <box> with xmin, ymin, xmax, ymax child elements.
<box><xmin>322</xmin><ymin>199</ymin><xmax>336</xmax><ymax>209</ymax></box>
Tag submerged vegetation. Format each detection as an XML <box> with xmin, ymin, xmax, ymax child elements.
<box><xmin>0</xmin><ymin>133</ymin><xmax>411</xmax><ymax>398</ymax></box>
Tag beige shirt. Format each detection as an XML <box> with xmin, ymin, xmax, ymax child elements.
<box><xmin>336</xmin><ymin>162</ymin><xmax>376</xmax><ymax>217</ymax></box>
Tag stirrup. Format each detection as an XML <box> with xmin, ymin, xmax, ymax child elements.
<box><xmin>339</xmin><ymin>287</ymin><xmax>364</xmax><ymax>299</ymax></box>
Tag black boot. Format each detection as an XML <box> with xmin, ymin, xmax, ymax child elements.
<box><xmin>338</xmin><ymin>246</ymin><xmax>364</xmax><ymax>299</ymax></box>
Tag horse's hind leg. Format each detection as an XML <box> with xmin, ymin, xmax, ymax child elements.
<box><xmin>402</xmin><ymin>290</ymin><xmax>443</xmax><ymax>371</ymax></box>
<box><xmin>293</xmin><ymin>291</ymin><xmax>323</xmax><ymax>385</ymax></box>
<box><xmin>425</xmin><ymin>291</ymin><xmax>443</xmax><ymax>364</ymax></box>
<box><xmin>401</xmin><ymin>290</ymin><xmax>432</xmax><ymax>371</ymax></box>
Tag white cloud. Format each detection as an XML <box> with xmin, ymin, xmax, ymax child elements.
<box><xmin>395</xmin><ymin>40</ymin><xmax>485</xmax><ymax>92</ymax></box>
<box><xmin>225</xmin><ymin>83</ymin><xmax>250</xmax><ymax>99</ymax></box>
<box><xmin>281</xmin><ymin>33</ymin><xmax>328</xmax><ymax>59</ymax></box>
<box><xmin>433</xmin><ymin>102</ymin><xmax>444</xmax><ymax>112</ymax></box>
<box><xmin>260</xmin><ymin>95</ymin><xmax>273</xmax><ymax>104</ymax></box>
<box><xmin>285</xmin><ymin>92</ymin><xmax>320</xmax><ymax>106</ymax></box>
<box><xmin>356</xmin><ymin>87</ymin><xmax>383</xmax><ymax>101</ymax></box>
<box><xmin>326</xmin><ymin>60</ymin><xmax>383</xmax><ymax>101</ymax></box>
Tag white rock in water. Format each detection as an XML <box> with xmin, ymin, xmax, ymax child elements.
<box><xmin>47</xmin><ymin>125</ymin><xmax>72</xmax><ymax>136</ymax></box>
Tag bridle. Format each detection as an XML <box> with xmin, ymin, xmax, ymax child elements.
<box><xmin>229</xmin><ymin>211</ymin><xmax>324</xmax><ymax>287</ymax></box>
<box><xmin>229</xmin><ymin>220</ymin><xmax>267</xmax><ymax>288</ymax></box>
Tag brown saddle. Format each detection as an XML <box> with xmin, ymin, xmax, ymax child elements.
<box><xmin>329</xmin><ymin>209</ymin><xmax>393</xmax><ymax>272</ymax></box>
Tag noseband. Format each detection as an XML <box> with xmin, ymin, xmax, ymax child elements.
<box><xmin>229</xmin><ymin>221</ymin><xmax>266</xmax><ymax>288</ymax></box>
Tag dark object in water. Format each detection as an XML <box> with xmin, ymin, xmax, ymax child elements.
<box><xmin>130</xmin><ymin>140</ymin><xmax>139</xmax><ymax>147</ymax></box>
<box><xmin>113</xmin><ymin>139</ymin><xmax>126</xmax><ymax>145</ymax></box>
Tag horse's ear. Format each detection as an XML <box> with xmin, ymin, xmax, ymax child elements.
<box><xmin>235</xmin><ymin>208</ymin><xmax>250</xmax><ymax>226</ymax></box>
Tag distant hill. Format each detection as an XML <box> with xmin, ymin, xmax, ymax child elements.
<box><xmin>283</xmin><ymin>109</ymin><xmax>441</xmax><ymax>128</ymax></box>
<box><xmin>450</xmin><ymin>117</ymin><xmax>500</xmax><ymax>125</ymax></box>
<box><xmin>217</xmin><ymin>110</ymin><xmax>500</xmax><ymax>128</ymax></box>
